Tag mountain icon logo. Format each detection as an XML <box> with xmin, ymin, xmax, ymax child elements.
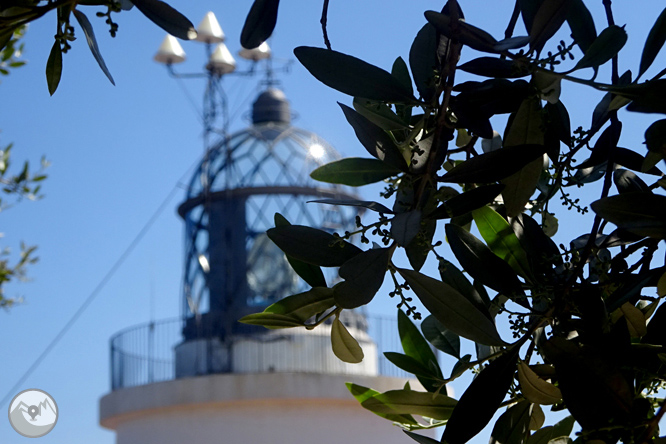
<box><xmin>8</xmin><ymin>389</ymin><xmax>58</xmax><ymax>438</ymax></box>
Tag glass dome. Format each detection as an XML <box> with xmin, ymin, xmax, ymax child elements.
<box><xmin>177</xmin><ymin>88</ymin><xmax>359</xmax><ymax>339</ymax></box>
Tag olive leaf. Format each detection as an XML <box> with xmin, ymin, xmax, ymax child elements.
<box><xmin>409</xmin><ymin>23</ymin><xmax>439</xmax><ymax>101</ymax></box>
<box><xmin>294</xmin><ymin>46</ymin><xmax>417</xmax><ymax>103</ymax></box>
<box><xmin>529</xmin><ymin>0</ymin><xmax>572</xmax><ymax>51</ymax></box>
<box><xmin>46</xmin><ymin>41</ymin><xmax>62</xmax><ymax>96</ymax></box>
<box><xmin>346</xmin><ymin>383</ymin><xmax>418</xmax><ymax>424</ymax></box>
<box><xmin>421</xmin><ymin>315</ymin><xmax>461</xmax><ymax>358</ymax></box>
<box><xmin>334</xmin><ymin>248</ymin><xmax>389</xmax><ymax>308</ymax></box>
<box><xmin>274</xmin><ymin>213</ymin><xmax>327</xmax><ymax>288</ymax></box>
<box><xmin>472</xmin><ymin>206</ymin><xmax>532</xmax><ymax>279</ymax></box>
<box><xmin>639</xmin><ymin>6</ymin><xmax>666</xmax><ymax>79</ymax></box>
<box><xmin>489</xmin><ymin>400</ymin><xmax>533</xmax><ymax>444</ymax></box>
<box><xmin>331</xmin><ymin>317</ymin><xmax>364</xmax><ymax>363</ymax></box>
<box><xmin>240</xmin><ymin>0</ymin><xmax>279</xmax><ymax>49</ymax></box>
<box><xmin>267</xmin><ymin>224</ymin><xmax>361</xmax><ymax>267</ymax></box>
<box><xmin>440</xmin><ymin>144</ymin><xmax>547</xmax><ymax>184</ymax></box>
<box><xmin>517</xmin><ymin>361</ymin><xmax>563</xmax><ymax>405</ymax></box>
<box><xmin>398</xmin><ymin>268</ymin><xmax>506</xmax><ymax>346</ymax></box>
<box><xmin>573</xmin><ymin>25</ymin><xmax>628</xmax><ymax>71</ymax></box>
<box><xmin>361</xmin><ymin>389</ymin><xmax>457</xmax><ymax>420</ymax></box>
<box><xmin>591</xmin><ymin>193</ymin><xmax>666</xmax><ymax>238</ymax></box>
<box><xmin>443</xmin><ymin>348</ymin><xmax>519</xmax><ymax>444</ymax></box>
<box><xmin>445</xmin><ymin>224</ymin><xmax>526</xmax><ymax>300</ymax></box>
<box><xmin>308</xmin><ymin>198</ymin><xmax>393</xmax><ymax>214</ymax></box>
<box><xmin>391</xmin><ymin>210</ymin><xmax>422</xmax><ymax>246</ymax></box>
<box><xmin>132</xmin><ymin>0</ymin><xmax>196</xmax><ymax>40</ymax></box>
<box><xmin>339</xmin><ymin>103</ymin><xmax>408</xmax><ymax>171</ymax></box>
<box><xmin>72</xmin><ymin>10</ymin><xmax>115</xmax><ymax>86</ymax></box>
<box><xmin>311</xmin><ymin>158</ymin><xmax>402</xmax><ymax>186</ymax></box>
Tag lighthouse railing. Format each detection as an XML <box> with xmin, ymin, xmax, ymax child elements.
<box><xmin>109</xmin><ymin>314</ymin><xmax>419</xmax><ymax>391</ymax></box>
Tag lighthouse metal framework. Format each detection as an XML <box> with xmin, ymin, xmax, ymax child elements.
<box><xmin>99</xmin><ymin>12</ymin><xmax>425</xmax><ymax>444</ymax></box>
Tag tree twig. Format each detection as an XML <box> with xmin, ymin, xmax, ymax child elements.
<box><xmin>320</xmin><ymin>0</ymin><xmax>332</xmax><ymax>50</ymax></box>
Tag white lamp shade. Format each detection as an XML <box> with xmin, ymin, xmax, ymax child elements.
<box><xmin>153</xmin><ymin>35</ymin><xmax>186</xmax><ymax>64</ymax></box>
<box><xmin>238</xmin><ymin>42</ymin><xmax>271</xmax><ymax>61</ymax></box>
<box><xmin>206</xmin><ymin>43</ymin><xmax>236</xmax><ymax>74</ymax></box>
<box><xmin>195</xmin><ymin>12</ymin><xmax>225</xmax><ymax>44</ymax></box>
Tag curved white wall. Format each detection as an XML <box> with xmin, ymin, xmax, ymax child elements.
<box><xmin>100</xmin><ymin>373</ymin><xmax>429</xmax><ymax>444</ymax></box>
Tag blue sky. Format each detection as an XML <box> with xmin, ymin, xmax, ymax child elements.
<box><xmin>1</xmin><ymin>0</ymin><xmax>665</xmax><ymax>442</ymax></box>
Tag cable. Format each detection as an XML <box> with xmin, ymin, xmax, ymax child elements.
<box><xmin>0</xmin><ymin>170</ymin><xmax>194</xmax><ymax>408</ymax></box>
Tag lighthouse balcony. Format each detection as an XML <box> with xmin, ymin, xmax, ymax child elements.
<box><xmin>109</xmin><ymin>314</ymin><xmax>408</xmax><ymax>391</ymax></box>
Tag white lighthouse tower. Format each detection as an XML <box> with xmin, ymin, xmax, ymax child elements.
<box><xmin>99</xmin><ymin>12</ymin><xmax>420</xmax><ymax>444</ymax></box>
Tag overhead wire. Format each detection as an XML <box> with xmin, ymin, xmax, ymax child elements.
<box><xmin>0</xmin><ymin>156</ymin><xmax>201</xmax><ymax>408</ymax></box>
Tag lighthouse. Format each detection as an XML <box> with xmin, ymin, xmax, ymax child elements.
<box><xmin>98</xmin><ymin>11</ymin><xmax>420</xmax><ymax>444</ymax></box>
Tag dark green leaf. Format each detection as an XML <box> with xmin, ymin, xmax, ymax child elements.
<box><xmin>443</xmin><ymin>349</ymin><xmax>519</xmax><ymax>444</ymax></box>
<box><xmin>566</xmin><ymin>0</ymin><xmax>597</xmax><ymax>53</ymax></box>
<box><xmin>445</xmin><ymin>223</ymin><xmax>526</xmax><ymax>299</ymax></box>
<box><xmin>361</xmin><ymin>389</ymin><xmax>457</xmax><ymax>420</ymax></box>
<box><xmin>440</xmin><ymin>144</ymin><xmax>547</xmax><ymax>184</ymax></box>
<box><xmin>428</xmin><ymin>184</ymin><xmax>505</xmax><ymax>219</ymax></box>
<box><xmin>398</xmin><ymin>309</ymin><xmax>442</xmax><ymax>377</ymax></box>
<box><xmin>489</xmin><ymin>400</ymin><xmax>532</xmax><ymax>444</ymax></box>
<box><xmin>334</xmin><ymin>248</ymin><xmax>389</xmax><ymax>308</ymax></box>
<box><xmin>391</xmin><ymin>210</ymin><xmax>422</xmax><ymax>247</ymax></box>
<box><xmin>639</xmin><ymin>7</ymin><xmax>666</xmax><ymax>79</ymax></box>
<box><xmin>132</xmin><ymin>0</ymin><xmax>196</xmax><ymax>40</ymax></box>
<box><xmin>545</xmin><ymin>101</ymin><xmax>572</xmax><ymax>147</ymax></box>
<box><xmin>274</xmin><ymin>213</ymin><xmax>327</xmax><ymax>287</ymax></box>
<box><xmin>529</xmin><ymin>0</ymin><xmax>572</xmax><ymax>51</ymax></box>
<box><xmin>267</xmin><ymin>224</ymin><xmax>361</xmax><ymax>267</ymax></box>
<box><xmin>542</xmin><ymin>337</ymin><xmax>634</xmax><ymax>431</ymax></box>
<box><xmin>46</xmin><ymin>41</ymin><xmax>62</xmax><ymax>96</ymax></box>
<box><xmin>73</xmin><ymin>10</ymin><xmax>115</xmax><ymax>85</ymax></box>
<box><xmin>384</xmin><ymin>352</ymin><xmax>442</xmax><ymax>386</ymax></box>
<box><xmin>573</xmin><ymin>25</ymin><xmax>627</xmax><ymax>71</ymax></box>
<box><xmin>308</xmin><ymin>198</ymin><xmax>393</xmax><ymax>214</ymax></box>
<box><xmin>645</xmin><ymin>119</ymin><xmax>666</xmax><ymax>156</ymax></box>
<box><xmin>392</xmin><ymin>56</ymin><xmax>413</xmax><ymax>96</ymax></box>
<box><xmin>458</xmin><ymin>57</ymin><xmax>530</xmax><ymax>79</ymax></box>
<box><xmin>503</xmin><ymin>97</ymin><xmax>545</xmax><ymax>147</ymax></box>
<box><xmin>576</xmin><ymin>122</ymin><xmax>622</xmax><ymax>169</ymax></box>
<box><xmin>625</xmin><ymin>80</ymin><xmax>666</xmax><ymax>114</ymax></box>
<box><xmin>448</xmin><ymin>354</ymin><xmax>471</xmax><ymax>380</ymax></box>
<box><xmin>472</xmin><ymin>206</ymin><xmax>532</xmax><ymax>279</ymax></box>
<box><xmin>339</xmin><ymin>103</ymin><xmax>407</xmax><ymax>170</ymax></box>
<box><xmin>398</xmin><ymin>268</ymin><xmax>506</xmax><ymax>346</ymax></box>
<box><xmin>454</xmin><ymin>79</ymin><xmax>530</xmax><ymax>116</ymax></box>
<box><xmin>438</xmin><ymin>259</ymin><xmax>491</xmax><ymax>319</ymax></box>
<box><xmin>406</xmin><ymin>218</ymin><xmax>436</xmax><ymax>272</ymax></box>
<box><xmin>527</xmin><ymin>416</ymin><xmax>575</xmax><ymax>444</ymax></box>
<box><xmin>421</xmin><ymin>315</ymin><xmax>461</xmax><ymax>358</ymax></box>
<box><xmin>494</xmin><ymin>36</ymin><xmax>531</xmax><ymax>52</ymax></box>
<box><xmin>517</xmin><ymin>0</ymin><xmax>544</xmax><ymax>34</ymax></box>
<box><xmin>409</xmin><ymin>23</ymin><xmax>438</xmax><ymax>101</ymax></box>
<box><xmin>502</xmin><ymin>156</ymin><xmax>543</xmax><ymax>217</ymax></box>
<box><xmin>353</xmin><ymin>98</ymin><xmax>408</xmax><ymax>131</ymax></box>
<box><xmin>264</xmin><ymin>287</ymin><xmax>335</xmax><ymax>321</ymax></box>
<box><xmin>613</xmin><ymin>169</ymin><xmax>651</xmax><ymax>194</ymax></box>
<box><xmin>425</xmin><ymin>11</ymin><xmax>499</xmax><ymax>54</ymax></box>
<box><xmin>404</xmin><ymin>431</ymin><xmax>440</xmax><ymax>444</ymax></box>
<box><xmin>311</xmin><ymin>157</ymin><xmax>401</xmax><ymax>186</ymax></box>
<box><xmin>240</xmin><ymin>0</ymin><xmax>279</xmax><ymax>49</ymax></box>
<box><xmin>346</xmin><ymin>383</ymin><xmax>418</xmax><ymax>424</ymax></box>
<box><xmin>511</xmin><ymin>214</ymin><xmax>563</xmax><ymax>272</ymax></box>
<box><xmin>294</xmin><ymin>46</ymin><xmax>417</xmax><ymax>103</ymax></box>
<box><xmin>239</xmin><ymin>312</ymin><xmax>307</xmax><ymax>328</ymax></box>
<box><xmin>591</xmin><ymin>193</ymin><xmax>666</xmax><ymax>238</ymax></box>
